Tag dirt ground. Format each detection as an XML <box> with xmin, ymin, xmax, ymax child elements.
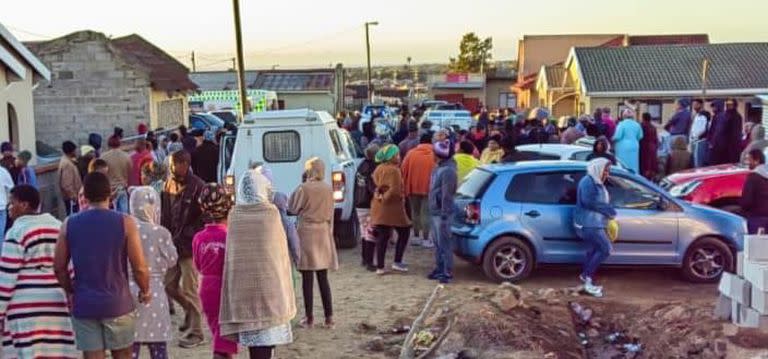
<box><xmin>159</xmin><ymin>244</ymin><xmax>768</xmax><ymax>359</ymax></box>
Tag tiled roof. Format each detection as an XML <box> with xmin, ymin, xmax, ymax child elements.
<box><xmin>110</xmin><ymin>35</ymin><xmax>197</xmax><ymax>92</ymax></box>
<box><xmin>573</xmin><ymin>43</ymin><xmax>768</xmax><ymax>94</ymax></box>
<box><xmin>544</xmin><ymin>63</ymin><xmax>565</xmax><ymax>88</ymax></box>
<box><xmin>191</xmin><ymin>70</ymin><xmax>336</xmax><ymax>92</ymax></box>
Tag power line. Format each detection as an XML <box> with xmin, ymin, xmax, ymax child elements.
<box><xmin>249</xmin><ymin>25</ymin><xmax>361</xmax><ymax>56</ymax></box>
<box><xmin>4</xmin><ymin>24</ymin><xmax>52</xmax><ymax>40</ymax></box>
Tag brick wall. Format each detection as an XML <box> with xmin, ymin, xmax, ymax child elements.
<box><xmin>32</xmin><ymin>38</ymin><xmax>151</xmax><ymax>148</ymax></box>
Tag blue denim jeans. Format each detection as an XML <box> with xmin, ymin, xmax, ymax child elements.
<box><xmin>0</xmin><ymin>209</ymin><xmax>7</xmax><ymax>247</ymax></box>
<box><xmin>579</xmin><ymin>227</ymin><xmax>612</xmax><ymax>278</ymax></box>
<box><xmin>113</xmin><ymin>189</ymin><xmax>129</xmax><ymax>214</ymax></box>
<box><xmin>431</xmin><ymin>215</ymin><xmax>453</xmax><ymax>278</ymax></box>
<box><xmin>693</xmin><ymin>140</ymin><xmax>709</xmax><ymax>168</ymax></box>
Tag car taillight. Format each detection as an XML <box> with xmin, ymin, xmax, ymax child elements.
<box><xmin>465</xmin><ymin>201</ymin><xmax>481</xmax><ymax>225</ymax></box>
<box><xmin>224</xmin><ymin>175</ymin><xmax>235</xmax><ymax>200</ymax></box>
<box><xmin>332</xmin><ymin>171</ymin><xmax>345</xmax><ymax>202</ymax></box>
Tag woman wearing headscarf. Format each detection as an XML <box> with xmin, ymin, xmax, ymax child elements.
<box><xmin>193</xmin><ymin>183</ymin><xmax>238</xmax><ymax>359</ymax></box>
<box><xmin>370</xmin><ymin>145</ymin><xmax>412</xmax><ymax>275</ymax></box>
<box><xmin>221</xmin><ymin>169</ymin><xmax>296</xmax><ymax>359</ymax></box>
<box><xmin>560</xmin><ymin>116</ymin><xmax>586</xmax><ymax>145</ymax></box>
<box><xmin>639</xmin><ymin>112</ymin><xmax>659</xmax><ymax>180</ymax></box>
<box><xmin>574</xmin><ymin>158</ymin><xmax>616</xmax><ymax>297</ymax></box>
<box><xmin>129</xmin><ymin>186</ymin><xmax>178</xmax><ymax>359</ymax></box>
<box><xmin>612</xmin><ymin>108</ymin><xmax>643</xmax><ymax>174</ymax></box>
<box><xmin>288</xmin><ymin>158</ymin><xmax>336</xmax><ymax>329</ymax></box>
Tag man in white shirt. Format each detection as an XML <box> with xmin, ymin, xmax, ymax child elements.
<box><xmin>689</xmin><ymin>99</ymin><xmax>712</xmax><ymax>168</ymax></box>
<box><xmin>0</xmin><ymin>165</ymin><xmax>14</xmax><ymax>241</ymax></box>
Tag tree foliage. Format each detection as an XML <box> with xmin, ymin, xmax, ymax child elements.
<box><xmin>449</xmin><ymin>32</ymin><xmax>493</xmax><ymax>73</ymax></box>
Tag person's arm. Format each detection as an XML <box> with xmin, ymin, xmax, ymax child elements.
<box><xmin>612</xmin><ymin>123</ymin><xmax>624</xmax><ymax>142</ymax></box>
<box><xmin>740</xmin><ymin>175</ymin><xmax>756</xmax><ymax>213</ymax></box>
<box><xmin>124</xmin><ymin>215</ymin><xmax>151</xmax><ymax>303</ymax></box>
<box><xmin>440</xmin><ymin>170</ymin><xmax>458</xmax><ymax>219</ymax></box>
<box><xmin>379</xmin><ymin>167</ymin><xmax>402</xmax><ymax>203</ymax></box>
<box><xmin>0</xmin><ymin>234</ymin><xmax>25</xmax><ymax>327</ymax></box>
<box><xmin>401</xmin><ymin>154</ymin><xmax>412</xmax><ymax>196</ymax></box>
<box><xmin>59</xmin><ymin>164</ymin><xmax>77</xmax><ymax>199</ymax></box>
<box><xmin>579</xmin><ymin>179</ymin><xmax>617</xmax><ymax>219</ymax></box>
<box><xmin>288</xmin><ymin>185</ymin><xmax>306</xmax><ymax>216</ymax></box>
<box><xmin>54</xmin><ymin>219</ymin><xmax>73</xmax><ymax>295</ymax></box>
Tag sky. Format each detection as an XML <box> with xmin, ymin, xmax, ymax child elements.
<box><xmin>4</xmin><ymin>0</ymin><xmax>768</xmax><ymax>70</ymax></box>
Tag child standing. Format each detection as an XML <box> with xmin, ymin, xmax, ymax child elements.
<box><xmin>193</xmin><ymin>183</ymin><xmax>238</xmax><ymax>358</ymax></box>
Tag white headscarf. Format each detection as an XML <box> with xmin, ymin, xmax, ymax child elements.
<box><xmin>129</xmin><ymin>186</ymin><xmax>161</xmax><ymax>225</ymax></box>
<box><xmin>236</xmin><ymin>167</ymin><xmax>273</xmax><ymax>205</ymax></box>
<box><xmin>586</xmin><ymin>158</ymin><xmax>611</xmax><ymax>185</ymax></box>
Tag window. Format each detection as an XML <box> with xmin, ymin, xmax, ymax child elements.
<box><xmin>328</xmin><ymin>130</ymin><xmax>349</xmax><ymax>160</ymax></box>
<box><xmin>263</xmin><ymin>130</ymin><xmax>301</xmax><ymax>163</ymax></box>
<box><xmin>570</xmin><ymin>151</ymin><xmax>593</xmax><ymax>162</ymax></box>
<box><xmin>604</xmin><ymin>176</ymin><xmax>661</xmax><ymax>210</ymax></box>
<box><xmin>189</xmin><ymin>116</ymin><xmax>207</xmax><ymax>130</ymax></box>
<box><xmin>457</xmin><ymin>169</ymin><xmax>495</xmax><ymax>199</ymax></box>
<box><xmin>499</xmin><ymin>92</ymin><xmax>517</xmax><ymax>108</ymax></box>
<box><xmin>506</xmin><ymin>171</ymin><xmax>584</xmax><ymax>204</ymax></box>
<box><xmin>646</xmin><ymin>100</ymin><xmax>663</xmax><ymax>123</ymax></box>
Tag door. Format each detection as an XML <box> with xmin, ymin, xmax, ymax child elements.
<box><xmin>217</xmin><ymin>134</ymin><xmax>236</xmax><ymax>184</ymax></box>
<box><xmin>603</xmin><ymin>175</ymin><xmax>679</xmax><ymax>265</ymax></box>
<box><xmin>508</xmin><ymin>171</ymin><xmax>585</xmax><ymax>263</ymax></box>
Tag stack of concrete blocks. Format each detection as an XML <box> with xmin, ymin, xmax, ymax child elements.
<box><xmin>716</xmin><ymin>236</ymin><xmax>768</xmax><ymax>331</ymax></box>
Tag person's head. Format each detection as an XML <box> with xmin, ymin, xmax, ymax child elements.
<box><xmin>137</xmin><ymin>123</ymin><xmax>148</xmax><ymax>135</ymax></box>
<box><xmin>747</xmin><ymin>149</ymin><xmax>766</xmax><ymax>170</ymax></box>
<box><xmin>199</xmin><ymin>183</ymin><xmax>233</xmax><ymax>223</ymax></box>
<box><xmin>475</xmin><ymin>125</ymin><xmax>485</xmax><ymax>133</ymax></box>
<box><xmin>169</xmin><ymin>132</ymin><xmax>179</xmax><ymax>143</ymax></box>
<box><xmin>88</xmin><ymin>158</ymin><xmax>109</xmax><ymax>174</ymax></box>
<box><xmin>419</xmin><ymin>132</ymin><xmax>432</xmax><ymax>144</ymax></box>
<box><xmin>487</xmin><ymin>135</ymin><xmax>502</xmax><ymax>151</ymax></box>
<box><xmin>82</xmin><ymin>172</ymin><xmax>112</xmax><ymax>206</ymax></box>
<box><xmin>108</xmin><ymin>135</ymin><xmax>122</xmax><ymax>149</ymax></box>
<box><xmin>8</xmin><ymin>185</ymin><xmax>41</xmax><ymax>219</ymax></box>
<box><xmin>1</xmin><ymin>142</ymin><xmax>13</xmax><ymax>156</ymax></box>
<box><xmin>134</xmin><ymin>139</ymin><xmax>148</xmax><ymax>153</ymax></box>
<box><xmin>725</xmin><ymin>98</ymin><xmax>738</xmax><ymax>111</ymax></box>
<box><xmin>304</xmin><ymin>157</ymin><xmax>326</xmax><ymax>182</ymax></box>
<box><xmin>641</xmin><ymin>112</ymin><xmax>653</xmax><ymax>123</ymax></box>
<box><xmin>113</xmin><ymin>126</ymin><xmax>124</xmax><ymax>139</ymax></box>
<box><xmin>458</xmin><ymin>140</ymin><xmax>475</xmax><ymax>155</ymax></box>
<box><xmin>16</xmin><ymin>150</ymin><xmax>32</xmax><ymax>167</ymax></box>
<box><xmin>141</xmin><ymin>160</ymin><xmax>167</xmax><ymax>186</ymax></box>
<box><xmin>170</xmin><ymin>150</ymin><xmax>192</xmax><ymax>180</ymax></box>
<box><xmin>408</xmin><ymin>120</ymin><xmax>419</xmax><ymax>134</ymax></box>
<box><xmin>692</xmin><ymin>99</ymin><xmax>704</xmax><ymax>112</ymax></box>
<box><xmin>375</xmin><ymin>144</ymin><xmax>400</xmax><ymax>165</ymax></box>
<box><xmin>587</xmin><ymin>157</ymin><xmax>612</xmax><ymax>184</ymax></box>
<box><xmin>178</xmin><ymin>125</ymin><xmax>188</xmax><ymax>137</ymax></box>
<box><xmin>677</xmin><ymin>98</ymin><xmax>691</xmax><ymax>111</ymax></box>
<box><xmin>236</xmin><ymin>167</ymin><xmax>273</xmax><ymax>205</ymax></box>
<box><xmin>129</xmin><ymin>186</ymin><xmax>161</xmax><ymax>224</ymax></box>
<box><xmin>434</xmin><ymin>128</ymin><xmax>449</xmax><ymax>142</ymax></box>
<box><xmin>364</xmin><ymin>144</ymin><xmax>380</xmax><ymax>161</ymax></box>
<box><xmin>602</xmin><ymin>107</ymin><xmax>611</xmax><ymax>115</ymax></box>
<box><xmin>191</xmin><ymin>129</ymin><xmax>205</xmax><ymax>146</ymax></box>
<box><xmin>710</xmin><ymin>99</ymin><xmax>725</xmax><ymax>114</ymax></box>
<box><xmin>433</xmin><ymin>139</ymin><xmax>452</xmax><ymax>161</ymax></box>
<box><xmin>620</xmin><ymin>108</ymin><xmax>636</xmax><ymax>120</ymax></box>
<box><xmin>593</xmin><ymin>137</ymin><xmax>608</xmax><ymax>154</ymax></box>
<box><xmin>80</xmin><ymin>145</ymin><xmax>95</xmax><ymax>158</ymax></box>
<box><xmin>62</xmin><ymin>141</ymin><xmax>77</xmax><ymax>158</ymax></box>
<box><xmin>88</xmin><ymin>133</ymin><xmax>102</xmax><ymax>151</ymax></box>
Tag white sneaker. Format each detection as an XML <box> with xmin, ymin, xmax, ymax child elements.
<box><xmin>376</xmin><ymin>269</ymin><xmax>387</xmax><ymax>276</ymax></box>
<box><xmin>392</xmin><ymin>263</ymin><xmax>409</xmax><ymax>272</ymax></box>
<box><xmin>583</xmin><ymin>283</ymin><xmax>604</xmax><ymax>298</ymax></box>
<box><xmin>410</xmin><ymin>238</ymin><xmax>423</xmax><ymax>247</ymax></box>
<box><xmin>421</xmin><ymin>239</ymin><xmax>435</xmax><ymax>249</ymax></box>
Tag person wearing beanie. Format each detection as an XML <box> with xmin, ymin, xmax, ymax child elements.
<box><xmin>454</xmin><ymin>140</ymin><xmax>480</xmax><ymax>182</ymax></box>
<box><xmin>15</xmin><ymin>150</ymin><xmax>37</xmax><ymax>188</ymax></box>
<box><xmin>191</xmin><ymin>130</ymin><xmax>220</xmax><ymax>183</ymax></box>
<box><xmin>77</xmin><ymin>145</ymin><xmax>96</xmax><ymax>183</ymax></box>
<box><xmin>401</xmin><ymin>133</ymin><xmax>436</xmax><ymax>248</ymax></box>
<box><xmin>58</xmin><ymin>141</ymin><xmax>82</xmax><ymax>216</ymax></box>
<box><xmin>0</xmin><ymin>141</ymin><xmax>19</xmax><ymax>184</ymax></box>
<box><xmin>88</xmin><ymin>133</ymin><xmax>103</xmax><ymax>158</ymax></box>
<box><xmin>427</xmin><ymin>139</ymin><xmax>457</xmax><ymax>284</ymax></box>
<box><xmin>137</xmin><ymin>123</ymin><xmax>149</xmax><ymax>136</ymax></box>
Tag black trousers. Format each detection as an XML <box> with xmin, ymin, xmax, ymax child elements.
<box><xmin>300</xmin><ymin>270</ymin><xmax>333</xmax><ymax>318</ymax></box>
<box><xmin>362</xmin><ymin>240</ymin><xmax>376</xmax><ymax>267</ymax></box>
<box><xmin>248</xmin><ymin>346</ymin><xmax>274</xmax><ymax>359</ymax></box>
<box><xmin>374</xmin><ymin>225</ymin><xmax>410</xmax><ymax>269</ymax></box>
<box><xmin>64</xmin><ymin>199</ymin><xmax>79</xmax><ymax>216</ymax></box>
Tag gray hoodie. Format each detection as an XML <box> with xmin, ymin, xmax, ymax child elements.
<box><xmin>429</xmin><ymin>158</ymin><xmax>458</xmax><ymax>218</ymax></box>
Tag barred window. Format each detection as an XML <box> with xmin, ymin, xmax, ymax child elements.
<box><xmin>263</xmin><ymin>130</ymin><xmax>301</xmax><ymax>163</ymax></box>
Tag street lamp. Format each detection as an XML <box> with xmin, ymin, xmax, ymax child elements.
<box><xmin>365</xmin><ymin>21</ymin><xmax>379</xmax><ymax>104</ymax></box>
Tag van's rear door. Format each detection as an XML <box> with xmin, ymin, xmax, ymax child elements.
<box><xmin>217</xmin><ymin>133</ymin><xmax>236</xmax><ymax>183</ymax></box>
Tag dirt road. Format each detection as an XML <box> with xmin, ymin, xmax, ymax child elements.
<box><xmin>160</xmin><ymin>245</ymin><xmax>768</xmax><ymax>358</ymax></box>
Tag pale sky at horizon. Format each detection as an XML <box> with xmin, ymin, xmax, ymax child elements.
<box><xmin>4</xmin><ymin>0</ymin><xmax>768</xmax><ymax>70</ymax></box>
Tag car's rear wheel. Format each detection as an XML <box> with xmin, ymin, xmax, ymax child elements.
<box><xmin>334</xmin><ymin>210</ymin><xmax>360</xmax><ymax>249</ymax></box>
<box><xmin>482</xmin><ymin>236</ymin><xmax>534</xmax><ymax>283</ymax></box>
<box><xmin>681</xmin><ymin>237</ymin><xmax>734</xmax><ymax>283</ymax></box>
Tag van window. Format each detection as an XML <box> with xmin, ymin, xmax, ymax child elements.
<box><xmin>329</xmin><ymin>130</ymin><xmax>349</xmax><ymax>160</ymax></box>
<box><xmin>263</xmin><ymin>130</ymin><xmax>301</xmax><ymax>163</ymax></box>
<box><xmin>506</xmin><ymin>171</ymin><xmax>584</xmax><ymax>204</ymax></box>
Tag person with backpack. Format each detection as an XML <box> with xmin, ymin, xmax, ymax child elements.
<box><xmin>354</xmin><ymin>144</ymin><xmax>380</xmax><ymax>271</ymax></box>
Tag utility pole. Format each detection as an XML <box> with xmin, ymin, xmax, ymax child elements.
<box><xmin>231</xmin><ymin>0</ymin><xmax>249</xmax><ymax>121</ymax></box>
<box><xmin>365</xmin><ymin>21</ymin><xmax>378</xmax><ymax>104</ymax></box>
<box><xmin>700</xmin><ymin>58</ymin><xmax>710</xmax><ymax>96</ymax></box>
<box><xmin>191</xmin><ymin>51</ymin><xmax>196</xmax><ymax>72</ymax></box>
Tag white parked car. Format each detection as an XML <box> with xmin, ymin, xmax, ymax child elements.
<box><xmin>218</xmin><ymin>109</ymin><xmax>361</xmax><ymax>248</ymax></box>
<box><xmin>419</xmin><ymin>109</ymin><xmax>473</xmax><ymax>132</ymax></box>
<box><xmin>515</xmin><ymin>144</ymin><xmax>631</xmax><ymax>171</ymax></box>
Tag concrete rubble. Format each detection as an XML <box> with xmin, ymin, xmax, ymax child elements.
<box><xmin>716</xmin><ymin>235</ymin><xmax>768</xmax><ymax>331</ymax></box>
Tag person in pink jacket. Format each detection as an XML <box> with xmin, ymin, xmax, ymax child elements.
<box><xmin>192</xmin><ymin>183</ymin><xmax>237</xmax><ymax>358</ymax></box>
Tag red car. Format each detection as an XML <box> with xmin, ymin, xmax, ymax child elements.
<box><xmin>661</xmin><ymin>164</ymin><xmax>749</xmax><ymax>213</ymax></box>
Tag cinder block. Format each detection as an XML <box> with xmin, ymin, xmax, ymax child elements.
<box><xmin>719</xmin><ymin>271</ymin><xmax>735</xmax><ymax>296</ymax></box>
<box><xmin>744</xmin><ymin>259</ymin><xmax>768</xmax><ymax>292</ymax></box>
<box><xmin>752</xmin><ymin>288</ymin><xmax>768</xmax><ymax>315</ymax></box>
<box><xmin>714</xmin><ymin>294</ymin><xmax>732</xmax><ymax>320</ymax></box>
<box><xmin>745</xmin><ymin>235</ymin><xmax>768</xmax><ymax>261</ymax></box>
<box><xmin>732</xmin><ymin>302</ymin><xmax>742</xmax><ymax>325</ymax></box>
<box><xmin>739</xmin><ymin>307</ymin><xmax>768</xmax><ymax>331</ymax></box>
<box><xmin>738</xmin><ymin>251</ymin><xmax>745</xmax><ymax>276</ymax></box>
<box><xmin>732</xmin><ymin>276</ymin><xmax>752</xmax><ymax>307</ymax></box>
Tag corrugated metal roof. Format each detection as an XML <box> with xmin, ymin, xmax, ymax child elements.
<box><xmin>191</xmin><ymin>70</ymin><xmax>336</xmax><ymax>93</ymax></box>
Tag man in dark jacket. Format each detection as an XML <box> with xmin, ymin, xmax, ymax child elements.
<box><xmin>427</xmin><ymin>139</ymin><xmax>458</xmax><ymax>284</ymax></box>
<box><xmin>355</xmin><ymin>144</ymin><xmax>379</xmax><ymax>271</ymax></box>
<box><xmin>740</xmin><ymin>149</ymin><xmax>768</xmax><ymax>234</ymax></box>
<box><xmin>664</xmin><ymin>99</ymin><xmax>693</xmax><ymax>142</ymax></box>
<box><xmin>191</xmin><ymin>130</ymin><xmax>220</xmax><ymax>183</ymax></box>
<box><xmin>162</xmin><ymin>150</ymin><xmax>205</xmax><ymax>348</ymax></box>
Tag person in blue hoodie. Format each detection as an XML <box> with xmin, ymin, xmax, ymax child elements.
<box><xmin>427</xmin><ymin>139</ymin><xmax>458</xmax><ymax>284</ymax></box>
<box><xmin>574</xmin><ymin>158</ymin><xmax>617</xmax><ymax>297</ymax></box>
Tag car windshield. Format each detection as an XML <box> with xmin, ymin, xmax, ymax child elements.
<box><xmin>212</xmin><ymin>112</ymin><xmax>237</xmax><ymax>124</ymax></box>
<box><xmin>457</xmin><ymin>169</ymin><xmax>495</xmax><ymax>199</ymax></box>
<box><xmin>197</xmin><ymin>113</ymin><xmax>225</xmax><ymax>127</ymax></box>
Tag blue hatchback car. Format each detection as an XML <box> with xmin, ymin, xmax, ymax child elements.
<box><xmin>452</xmin><ymin>161</ymin><xmax>747</xmax><ymax>283</ymax></box>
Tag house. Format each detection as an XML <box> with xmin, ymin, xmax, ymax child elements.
<box><xmin>428</xmin><ymin>73</ymin><xmax>485</xmax><ymax>113</ymax></box>
<box><xmin>514</xmin><ymin>34</ymin><xmax>622</xmax><ymax>108</ymax></box>
<box><xmin>26</xmin><ymin>30</ymin><xmax>197</xmax><ymax>147</ymax></box>
<box><xmin>485</xmin><ymin>66</ymin><xmax>517</xmax><ymax>110</ymax></box>
<box><xmin>535</xmin><ymin>63</ymin><xmax>572</xmax><ymax>117</ymax></box>
<box><xmin>0</xmin><ymin>23</ymin><xmax>50</xmax><ymax>158</ymax></box>
<box><xmin>190</xmin><ymin>65</ymin><xmax>345</xmax><ymax>115</ymax></box>
<box><xmin>562</xmin><ymin>43</ymin><xmax>768</xmax><ymax>122</ymax></box>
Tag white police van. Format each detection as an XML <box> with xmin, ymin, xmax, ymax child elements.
<box><xmin>218</xmin><ymin>109</ymin><xmax>362</xmax><ymax>248</ymax></box>
<box><xmin>419</xmin><ymin>109</ymin><xmax>473</xmax><ymax>131</ymax></box>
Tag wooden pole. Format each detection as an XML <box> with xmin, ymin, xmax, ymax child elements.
<box><xmin>399</xmin><ymin>284</ymin><xmax>444</xmax><ymax>359</ymax></box>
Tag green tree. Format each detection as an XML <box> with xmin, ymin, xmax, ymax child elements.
<box><xmin>449</xmin><ymin>32</ymin><xmax>493</xmax><ymax>73</ymax></box>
